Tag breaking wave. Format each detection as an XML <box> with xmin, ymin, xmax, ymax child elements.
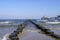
<box><xmin>1</xmin><ymin>33</ymin><xmax>10</xmax><ymax>40</ymax></box>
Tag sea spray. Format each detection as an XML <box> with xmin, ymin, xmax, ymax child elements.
<box><xmin>2</xmin><ymin>33</ymin><xmax>10</xmax><ymax>40</ymax></box>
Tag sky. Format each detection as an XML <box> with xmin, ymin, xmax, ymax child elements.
<box><xmin>0</xmin><ymin>0</ymin><xmax>60</xmax><ymax>19</ymax></box>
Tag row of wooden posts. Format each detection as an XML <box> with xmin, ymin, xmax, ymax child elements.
<box><xmin>29</xmin><ymin>20</ymin><xmax>60</xmax><ymax>40</ymax></box>
<box><xmin>8</xmin><ymin>20</ymin><xmax>60</xmax><ymax>40</ymax></box>
<box><xmin>8</xmin><ymin>21</ymin><xmax>27</xmax><ymax>40</ymax></box>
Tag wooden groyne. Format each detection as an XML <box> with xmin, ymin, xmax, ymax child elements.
<box><xmin>6</xmin><ymin>20</ymin><xmax>60</xmax><ymax>40</ymax></box>
<box><xmin>29</xmin><ymin>20</ymin><xmax>60</xmax><ymax>40</ymax></box>
<box><xmin>8</xmin><ymin>21</ymin><xmax>27</xmax><ymax>40</ymax></box>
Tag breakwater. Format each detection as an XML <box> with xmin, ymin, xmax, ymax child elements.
<box><xmin>0</xmin><ymin>20</ymin><xmax>60</xmax><ymax>40</ymax></box>
<box><xmin>29</xmin><ymin>20</ymin><xmax>60</xmax><ymax>40</ymax></box>
<box><xmin>8</xmin><ymin>21</ymin><xmax>27</xmax><ymax>40</ymax></box>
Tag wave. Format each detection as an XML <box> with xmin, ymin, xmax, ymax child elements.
<box><xmin>1</xmin><ymin>33</ymin><xmax>10</xmax><ymax>40</ymax></box>
<box><xmin>0</xmin><ymin>22</ymin><xmax>12</xmax><ymax>24</ymax></box>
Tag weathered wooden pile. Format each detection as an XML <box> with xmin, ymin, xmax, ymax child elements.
<box><xmin>29</xmin><ymin>20</ymin><xmax>60</xmax><ymax>40</ymax></box>
<box><xmin>9</xmin><ymin>22</ymin><xmax>27</xmax><ymax>40</ymax></box>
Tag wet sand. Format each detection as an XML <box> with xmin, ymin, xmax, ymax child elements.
<box><xmin>19</xmin><ymin>22</ymin><xmax>55</xmax><ymax>40</ymax></box>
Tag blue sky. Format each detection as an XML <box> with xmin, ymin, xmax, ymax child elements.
<box><xmin>0</xmin><ymin>0</ymin><xmax>60</xmax><ymax>19</ymax></box>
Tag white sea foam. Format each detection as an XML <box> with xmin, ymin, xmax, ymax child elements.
<box><xmin>1</xmin><ymin>34</ymin><xmax>10</xmax><ymax>40</ymax></box>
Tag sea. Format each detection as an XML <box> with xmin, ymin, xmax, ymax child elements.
<box><xmin>0</xmin><ymin>19</ymin><xmax>26</xmax><ymax>39</ymax></box>
<box><xmin>0</xmin><ymin>19</ymin><xmax>60</xmax><ymax>40</ymax></box>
